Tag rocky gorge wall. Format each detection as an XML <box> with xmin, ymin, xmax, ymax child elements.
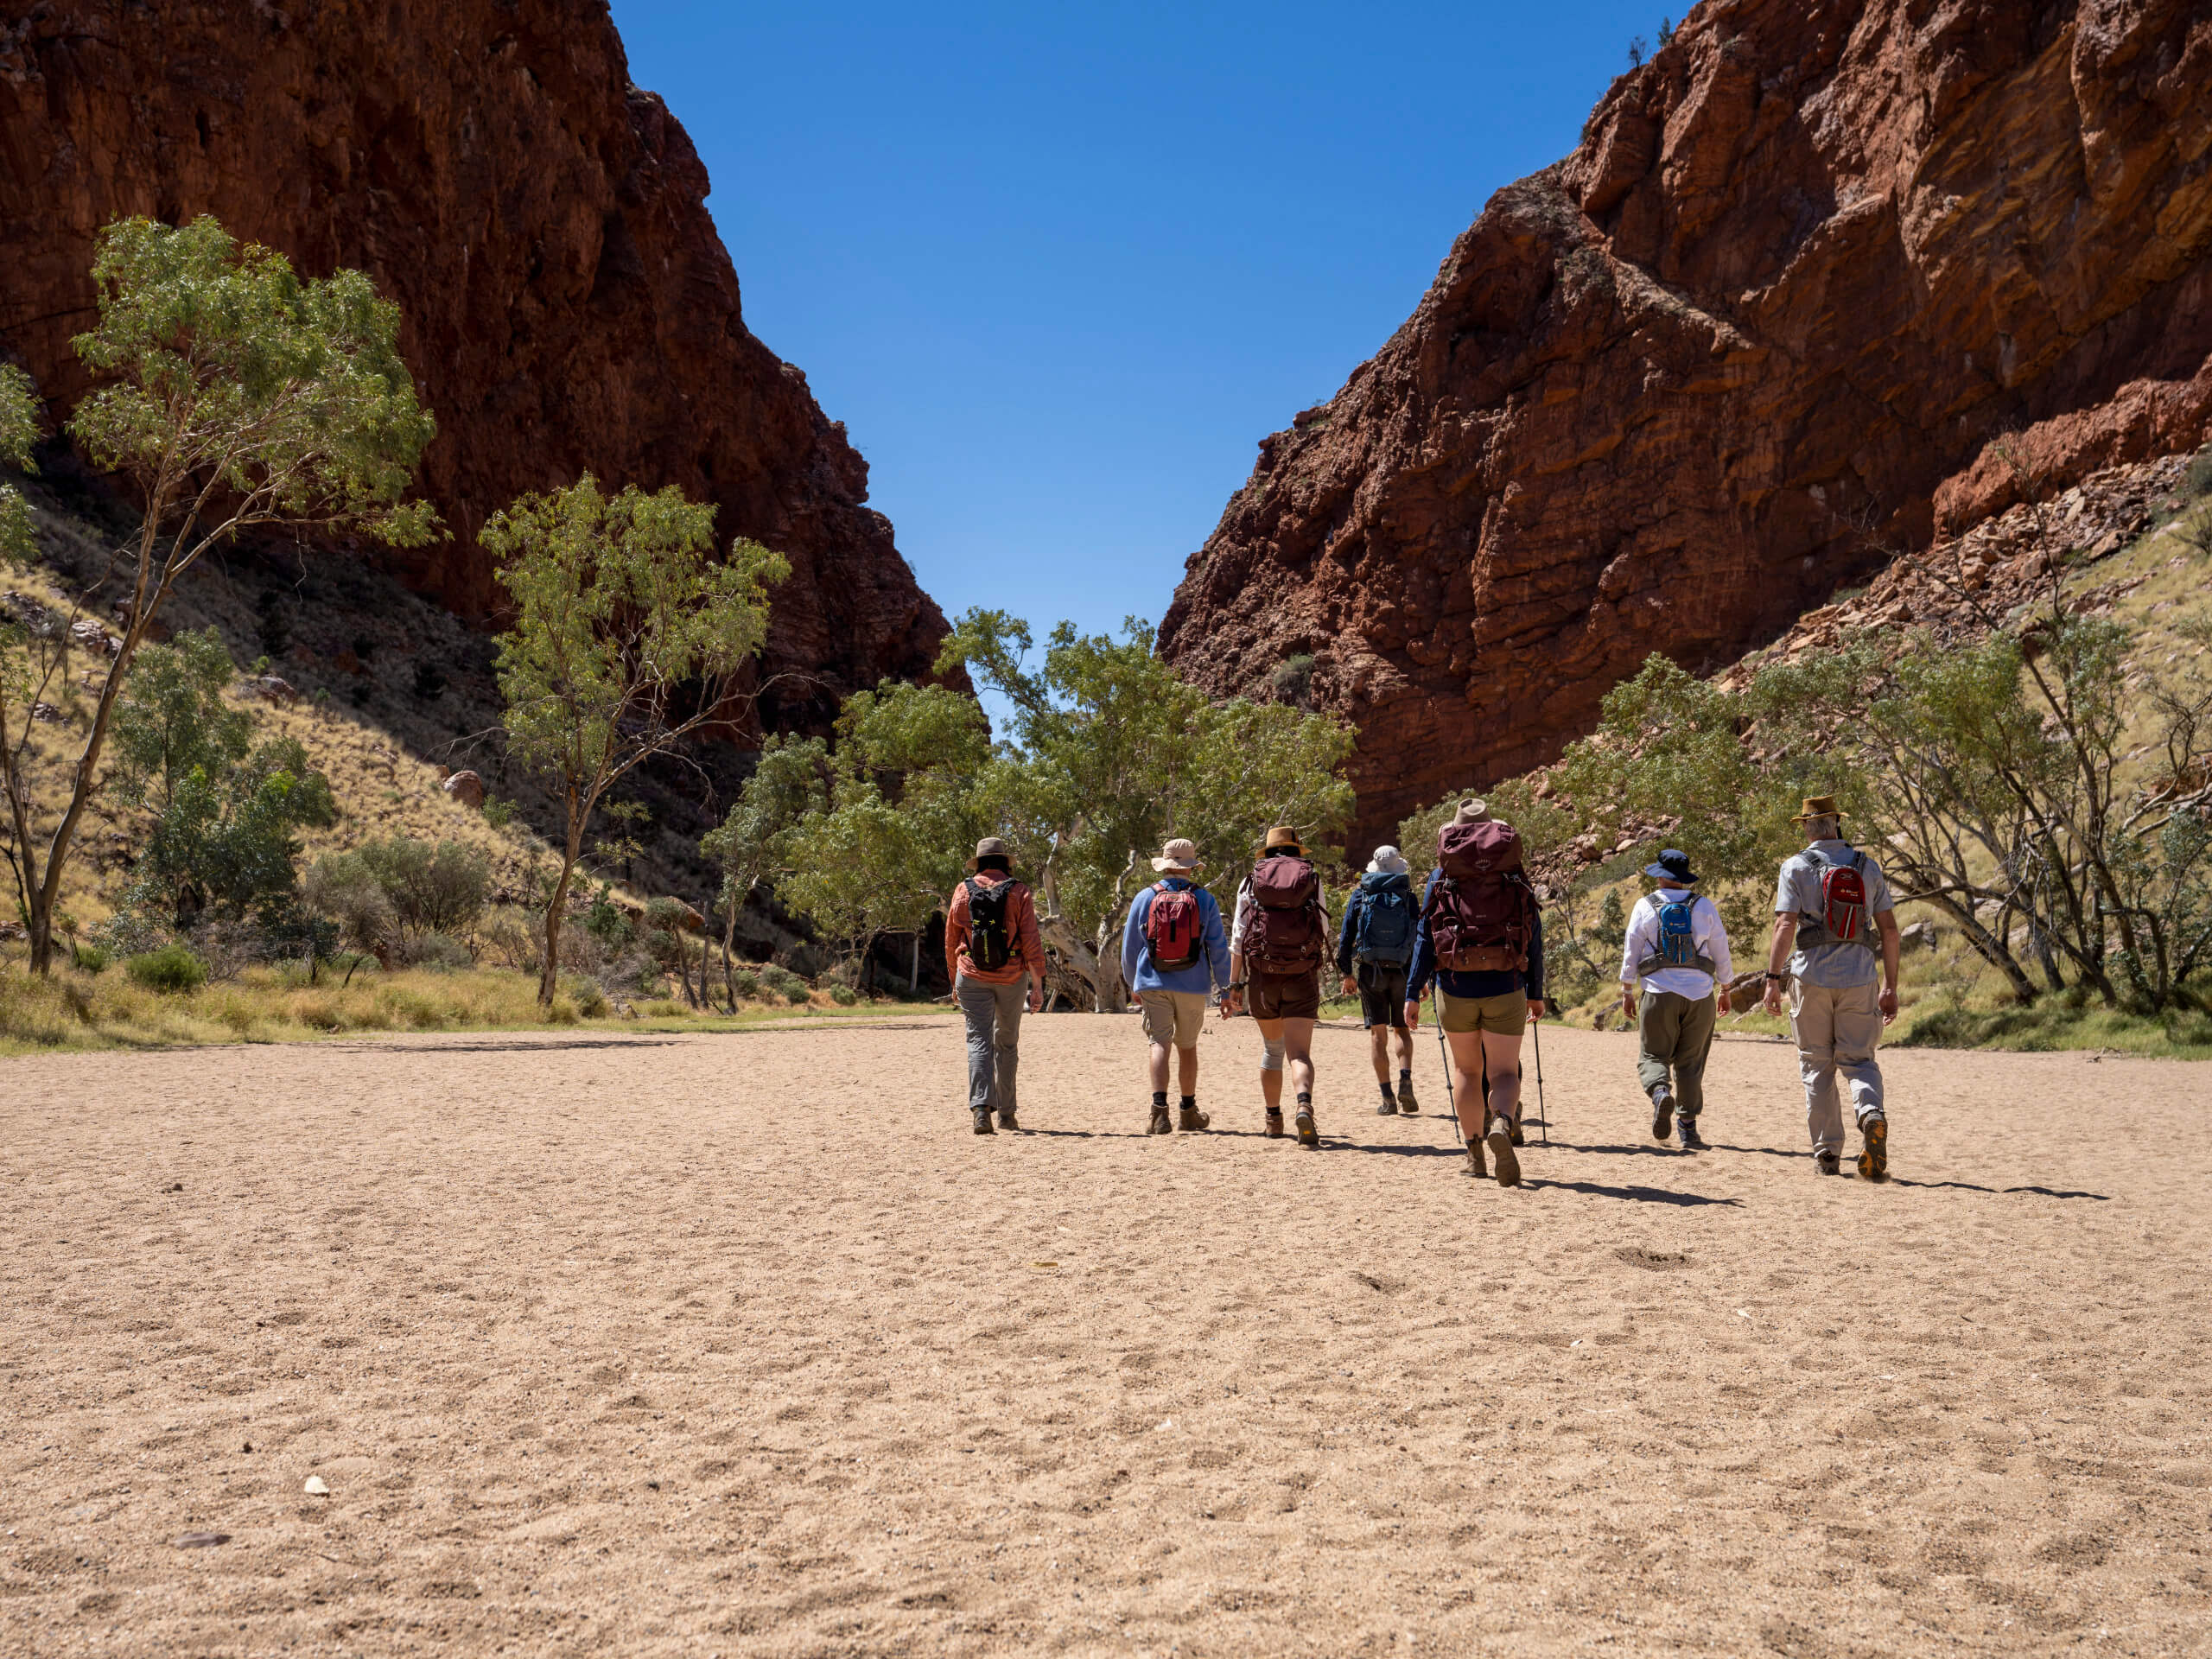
<box><xmin>0</xmin><ymin>0</ymin><xmax>949</xmax><ymax>726</ymax></box>
<box><xmin>1159</xmin><ymin>0</ymin><xmax>2212</xmax><ymax>852</ymax></box>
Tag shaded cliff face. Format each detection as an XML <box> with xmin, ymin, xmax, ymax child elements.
<box><xmin>0</xmin><ymin>0</ymin><xmax>949</xmax><ymax>723</ymax></box>
<box><xmin>1159</xmin><ymin>0</ymin><xmax>2212</xmax><ymax>851</ymax></box>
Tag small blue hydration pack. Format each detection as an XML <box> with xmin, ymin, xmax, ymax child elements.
<box><xmin>1640</xmin><ymin>895</ymin><xmax>1716</xmax><ymax>975</ymax></box>
<box><xmin>1354</xmin><ymin>873</ymin><xmax>1416</xmax><ymax>967</ymax></box>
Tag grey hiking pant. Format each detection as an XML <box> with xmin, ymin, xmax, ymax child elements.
<box><xmin>957</xmin><ymin>972</ymin><xmax>1028</xmax><ymax>1116</ymax></box>
<box><xmin>1789</xmin><ymin>978</ymin><xmax>1885</xmax><ymax>1154</ymax></box>
<box><xmin>1636</xmin><ymin>988</ymin><xmax>1717</xmax><ymax>1118</ymax></box>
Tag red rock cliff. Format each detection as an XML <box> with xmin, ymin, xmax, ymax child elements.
<box><xmin>1159</xmin><ymin>0</ymin><xmax>2212</xmax><ymax>851</ymax></box>
<box><xmin>0</xmin><ymin>0</ymin><xmax>949</xmax><ymax>722</ymax></box>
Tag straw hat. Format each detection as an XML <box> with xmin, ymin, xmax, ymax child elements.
<box><xmin>1151</xmin><ymin>837</ymin><xmax>1203</xmax><ymax>874</ymax></box>
<box><xmin>1255</xmin><ymin>824</ymin><xmax>1305</xmax><ymax>855</ymax></box>
<box><xmin>966</xmin><ymin>836</ymin><xmax>1013</xmax><ymax>871</ymax></box>
<box><xmin>1790</xmin><ymin>794</ymin><xmax>1847</xmax><ymax>823</ymax></box>
<box><xmin>1365</xmin><ymin>844</ymin><xmax>1409</xmax><ymax>876</ymax></box>
<box><xmin>1451</xmin><ymin>798</ymin><xmax>1491</xmax><ymax>826</ymax></box>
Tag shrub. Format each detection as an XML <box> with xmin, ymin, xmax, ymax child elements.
<box><xmin>71</xmin><ymin>944</ymin><xmax>111</xmax><ymax>976</ymax></box>
<box><xmin>355</xmin><ymin>836</ymin><xmax>492</xmax><ymax>939</ymax></box>
<box><xmin>830</xmin><ymin>984</ymin><xmax>858</xmax><ymax>1007</ymax></box>
<box><xmin>303</xmin><ymin>853</ymin><xmax>397</xmax><ymax>960</ymax></box>
<box><xmin>546</xmin><ymin>994</ymin><xmax>580</xmax><ymax>1026</ymax></box>
<box><xmin>564</xmin><ymin>976</ymin><xmax>610</xmax><ymax>1017</ymax></box>
<box><xmin>1268</xmin><ymin>652</ymin><xmax>1315</xmax><ymax>707</ymax></box>
<box><xmin>728</xmin><ymin>966</ymin><xmax>761</xmax><ymax>1000</ymax></box>
<box><xmin>127</xmin><ymin>943</ymin><xmax>207</xmax><ymax>994</ymax></box>
<box><xmin>480</xmin><ymin>907</ymin><xmax>540</xmax><ymax>972</ymax></box>
<box><xmin>482</xmin><ymin>796</ymin><xmax>517</xmax><ymax>829</ymax></box>
<box><xmin>2184</xmin><ymin>445</ymin><xmax>2212</xmax><ymax>501</ymax></box>
<box><xmin>583</xmin><ymin>884</ymin><xmax>633</xmax><ymax>949</ymax></box>
<box><xmin>640</xmin><ymin>998</ymin><xmax>688</xmax><ymax>1018</ymax></box>
<box><xmin>401</xmin><ymin>931</ymin><xmax>473</xmax><ymax>971</ymax></box>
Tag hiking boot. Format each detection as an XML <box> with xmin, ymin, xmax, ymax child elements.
<box><xmin>1147</xmin><ymin>1105</ymin><xmax>1173</xmax><ymax>1135</ymax></box>
<box><xmin>972</xmin><ymin>1107</ymin><xmax>995</xmax><ymax>1135</ymax></box>
<box><xmin>1677</xmin><ymin>1116</ymin><xmax>1706</xmax><ymax>1151</ymax></box>
<box><xmin>1858</xmin><ymin>1117</ymin><xmax>1889</xmax><ymax>1183</ymax></box>
<box><xmin>1464</xmin><ymin>1135</ymin><xmax>1487</xmax><ymax>1179</ymax></box>
<box><xmin>1509</xmin><ymin>1119</ymin><xmax>1526</xmax><ymax>1147</ymax></box>
<box><xmin>1294</xmin><ymin>1106</ymin><xmax>1319</xmax><ymax>1147</ymax></box>
<box><xmin>1263</xmin><ymin>1107</ymin><xmax>1285</xmax><ymax>1139</ymax></box>
<box><xmin>1396</xmin><ymin>1078</ymin><xmax>1420</xmax><ymax>1115</ymax></box>
<box><xmin>1178</xmin><ymin>1103</ymin><xmax>1211</xmax><ymax>1132</ymax></box>
<box><xmin>1814</xmin><ymin>1149</ymin><xmax>1841</xmax><ymax>1176</ymax></box>
<box><xmin>997</xmin><ymin>1109</ymin><xmax>1020</xmax><ymax>1132</ymax></box>
<box><xmin>1650</xmin><ymin>1088</ymin><xmax>1675</xmax><ymax>1144</ymax></box>
<box><xmin>1485</xmin><ymin>1115</ymin><xmax>1521</xmax><ymax>1187</ymax></box>
<box><xmin>1376</xmin><ymin>1090</ymin><xmax>1399</xmax><ymax>1116</ymax></box>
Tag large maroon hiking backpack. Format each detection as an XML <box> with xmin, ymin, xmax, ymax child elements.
<box><xmin>1425</xmin><ymin>820</ymin><xmax>1536</xmax><ymax>974</ymax></box>
<box><xmin>1245</xmin><ymin>855</ymin><xmax>1324</xmax><ymax>975</ymax></box>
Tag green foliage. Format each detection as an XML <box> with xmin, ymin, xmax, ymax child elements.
<box><xmin>1268</xmin><ymin>652</ymin><xmax>1315</xmax><ymax>707</ymax></box>
<box><xmin>354</xmin><ymin>836</ymin><xmax>490</xmax><ymax>940</ymax></box>
<box><xmin>582</xmin><ymin>882</ymin><xmax>633</xmax><ymax>949</ymax></box>
<box><xmin>487</xmin><ymin>473</ymin><xmax>786</xmax><ymax>1003</ymax></box>
<box><xmin>127</xmin><ymin>942</ymin><xmax>207</xmax><ymax>993</ymax></box>
<box><xmin>71</xmin><ymin>943</ymin><xmax>111</xmax><ymax>976</ymax></box>
<box><xmin>71</xmin><ymin>217</ymin><xmax>439</xmax><ymax>550</ymax></box>
<box><xmin>0</xmin><ymin>361</ymin><xmax>40</xmax><ymax>566</ymax></box>
<box><xmin>7</xmin><ymin>215</ymin><xmax>435</xmax><ymax>977</ymax></box>
<box><xmin>931</xmin><ymin>610</ymin><xmax>1355</xmax><ymax>1007</ymax></box>
<box><xmin>110</xmin><ymin>631</ymin><xmax>336</xmax><ymax>926</ymax></box>
<box><xmin>2183</xmin><ymin>445</ymin><xmax>2212</xmax><ymax>502</ymax></box>
<box><xmin>563</xmin><ymin>975</ymin><xmax>609</xmax><ymax>1017</ymax></box>
<box><xmin>829</xmin><ymin>983</ymin><xmax>859</xmax><ymax>1007</ymax></box>
<box><xmin>400</xmin><ymin>931</ymin><xmax>473</xmax><ymax>971</ymax></box>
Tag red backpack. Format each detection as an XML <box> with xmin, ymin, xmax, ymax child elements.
<box><xmin>1244</xmin><ymin>855</ymin><xmax>1324</xmax><ymax>974</ymax></box>
<box><xmin>1424</xmin><ymin>820</ymin><xmax>1536</xmax><ymax>973</ymax></box>
<box><xmin>1805</xmin><ymin>849</ymin><xmax>1869</xmax><ymax>945</ymax></box>
<box><xmin>1143</xmin><ymin>882</ymin><xmax>1203</xmax><ymax>970</ymax></box>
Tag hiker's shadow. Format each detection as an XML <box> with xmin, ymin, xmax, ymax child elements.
<box><xmin>1520</xmin><ymin>1178</ymin><xmax>1742</xmax><ymax>1207</ymax></box>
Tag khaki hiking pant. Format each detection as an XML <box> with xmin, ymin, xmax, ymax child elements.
<box><xmin>1789</xmin><ymin>979</ymin><xmax>1885</xmax><ymax>1154</ymax></box>
<box><xmin>1636</xmin><ymin>988</ymin><xmax>1717</xmax><ymax>1118</ymax></box>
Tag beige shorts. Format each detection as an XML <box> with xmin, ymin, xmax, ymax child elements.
<box><xmin>1140</xmin><ymin>988</ymin><xmax>1207</xmax><ymax>1049</ymax></box>
<box><xmin>1439</xmin><ymin>988</ymin><xmax>1527</xmax><ymax>1036</ymax></box>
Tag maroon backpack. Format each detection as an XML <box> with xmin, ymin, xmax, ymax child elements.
<box><xmin>1245</xmin><ymin>855</ymin><xmax>1324</xmax><ymax>974</ymax></box>
<box><xmin>1425</xmin><ymin>820</ymin><xmax>1535</xmax><ymax>974</ymax></box>
<box><xmin>1143</xmin><ymin>881</ymin><xmax>1203</xmax><ymax>970</ymax></box>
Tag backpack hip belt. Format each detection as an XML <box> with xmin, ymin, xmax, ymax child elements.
<box><xmin>1636</xmin><ymin>947</ymin><xmax>1716</xmax><ymax>976</ymax></box>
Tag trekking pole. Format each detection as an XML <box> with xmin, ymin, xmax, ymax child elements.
<box><xmin>1531</xmin><ymin>1011</ymin><xmax>1549</xmax><ymax>1146</ymax></box>
<box><xmin>1430</xmin><ymin>1000</ymin><xmax>1457</xmax><ymax>1135</ymax></box>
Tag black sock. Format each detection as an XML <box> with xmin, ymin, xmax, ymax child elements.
<box><xmin>1296</xmin><ymin>1090</ymin><xmax>1312</xmax><ymax>1105</ymax></box>
<box><xmin>1179</xmin><ymin>1094</ymin><xmax>1195</xmax><ymax>1110</ymax></box>
<box><xmin>1398</xmin><ymin>1068</ymin><xmax>1412</xmax><ymax>1082</ymax></box>
<box><xmin>1152</xmin><ymin>1090</ymin><xmax>1167</xmax><ymax>1109</ymax></box>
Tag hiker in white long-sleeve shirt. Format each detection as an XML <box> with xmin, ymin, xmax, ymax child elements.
<box><xmin>1618</xmin><ymin>848</ymin><xmax>1733</xmax><ymax>1151</ymax></box>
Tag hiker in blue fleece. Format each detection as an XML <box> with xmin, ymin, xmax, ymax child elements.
<box><xmin>1120</xmin><ymin>837</ymin><xmax>1232</xmax><ymax>1135</ymax></box>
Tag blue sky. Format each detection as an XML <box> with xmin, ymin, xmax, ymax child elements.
<box><xmin>607</xmin><ymin>1</ymin><xmax>1671</xmax><ymax>648</ymax></box>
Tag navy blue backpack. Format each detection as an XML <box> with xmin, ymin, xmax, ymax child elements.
<box><xmin>1354</xmin><ymin>873</ymin><xmax>1416</xmax><ymax>967</ymax></box>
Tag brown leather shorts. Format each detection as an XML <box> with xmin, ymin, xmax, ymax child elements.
<box><xmin>1248</xmin><ymin>969</ymin><xmax>1321</xmax><ymax>1022</ymax></box>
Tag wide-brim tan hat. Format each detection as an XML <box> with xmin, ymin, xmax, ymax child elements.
<box><xmin>1791</xmin><ymin>794</ymin><xmax>1847</xmax><ymax>823</ymax></box>
<box><xmin>1255</xmin><ymin>824</ymin><xmax>1304</xmax><ymax>855</ymax></box>
<box><xmin>1451</xmin><ymin>798</ymin><xmax>1491</xmax><ymax>826</ymax></box>
<box><xmin>1151</xmin><ymin>837</ymin><xmax>1203</xmax><ymax>873</ymax></box>
<box><xmin>967</xmin><ymin>835</ymin><xmax>1013</xmax><ymax>871</ymax></box>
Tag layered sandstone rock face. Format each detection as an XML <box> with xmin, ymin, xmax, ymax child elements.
<box><xmin>0</xmin><ymin>0</ymin><xmax>948</xmax><ymax>721</ymax></box>
<box><xmin>1160</xmin><ymin>0</ymin><xmax>2212</xmax><ymax>850</ymax></box>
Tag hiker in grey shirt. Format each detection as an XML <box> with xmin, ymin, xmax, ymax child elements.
<box><xmin>1759</xmin><ymin>795</ymin><xmax>1903</xmax><ymax>1179</ymax></box>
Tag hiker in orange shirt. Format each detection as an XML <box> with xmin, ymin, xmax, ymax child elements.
<box><xmin>944</xmin><ymin>836</ymin><xmax>1046</xmax><ymax>1135</ymax></box>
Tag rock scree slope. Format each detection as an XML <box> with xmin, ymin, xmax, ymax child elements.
<box><xmin>1159</xmin><ymin>0</ymin><xmax>2212</xmax><ymax>851</ymax></box>
<box><xmin>0</xmin><ymin>0</ymin><xmax>949</xmax><ymax>724</ymax></box>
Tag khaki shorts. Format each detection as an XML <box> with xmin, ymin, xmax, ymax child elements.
<box><xmin>1140</xmin><ymin>988</ymin><xmax>1207</xmax><ymax>1049</ymax></box>
<box><xmin>1439</xmin><ymin>988</ymin><xmax>1527</xmax><ymax>1036</ymax></box>
<box><xmin>1249</xmin><ymin>969</ymin><xmax>1321</xmax><ymax>1022</ymax></box>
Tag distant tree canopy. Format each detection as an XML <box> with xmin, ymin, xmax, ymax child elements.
<box><xmin>759</xmin><ymin>611</ymin><xmax>1357</xmax><ymax>1008</ymax></box>
<box><xmin>488</xmin><ymin>473</ymin><xmax>785</xmax><ymax>1005</ymax></box>
<box><xmin>3</xmin><ymin>214</ymin><xmax>436</xmax><ymax>975</ymax></box>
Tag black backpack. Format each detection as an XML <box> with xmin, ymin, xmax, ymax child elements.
<box><xmin>964</xmin><ymin>877</ymin><xmax>1017</xmax><ymax>971</ymax></box>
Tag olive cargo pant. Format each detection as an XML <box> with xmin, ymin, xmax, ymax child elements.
<box><xmin>1636</xmin><ymin>988</ymin><xmax>1718</xmax><ymax>1117</ymax></box>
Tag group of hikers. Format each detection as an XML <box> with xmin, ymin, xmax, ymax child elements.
<box><xmin>942</xmin><ymin>792</ymin><xmax>1901</xmax><ymax>1185</ymax></box>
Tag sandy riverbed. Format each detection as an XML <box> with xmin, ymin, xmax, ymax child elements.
<box><xmin>3</xmin><ymin>1012</ymin><xmax>2209</xmax><ymax>1656</ymax></box>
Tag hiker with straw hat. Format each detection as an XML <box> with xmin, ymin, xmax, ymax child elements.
<box><xmin>944</xmin><ymin>836</ymin><xmax>1046</xmax><ymax>1136</ymax></box>
<box><xmin>1403</xmin><ymin>798</ymin><xmax>1546</xmax><ymax>1187</ymax></box>
<box><xmin>1761</xmin><ymin>796</ymin><xmax>1903</xmax><ymax>1180</ymax></box>
<box><xmin>1121</xmin><ymin>837</ymin><xmax>1233</xmax><ymax>1135</ymax></box>
<box><xmin>1618</xmin><ymin>848</ymin><xmax>1735</xmax><ymax>1151</ymax></box>
<box><xmin>1229</xmin><ymin>824</ymin><xmax>1332</xmax><ymax>1146</ymax></box>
